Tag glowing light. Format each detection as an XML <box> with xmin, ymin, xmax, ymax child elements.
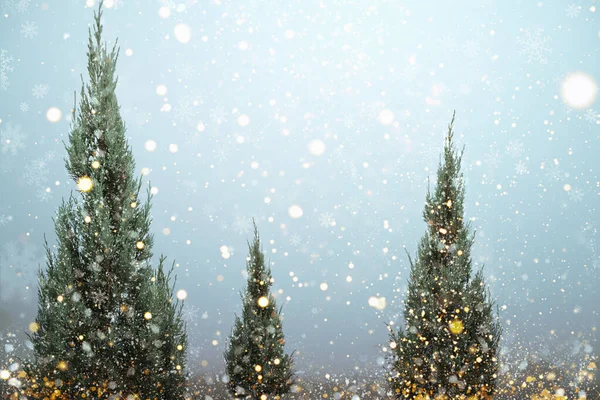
<box><xmin>29</xmin><ymin>322</ymin><xmax>39</xmax><ymax>333</ymax></box>
<box><xmin>390</xmin><ymin>341</ymin><xmax>397</xmax><ymax>349</ymax></box>
<box><xmin>449</xmin><ymin>318</ymin><xmax>464</xmax><ymax>335</ymax></box>
<box><xmin>125</xmin><ymin>48</ymin><xmax>133</xmax><ymax>56</ymax></box>
<box><xmin>560</xmin><ymin>72</ymin><xmax>598</xmax><ymax>109</ymax></box>
<box><xmin>274</xmin><ymin>358</ymin><xmax>280</xmax><ymax>365</ymax></box>
<box><xmin>136</xmin><ymin>241</ymin><xmax>145</xmax><ymax>250</ymax></box>
<box><xmin>158</xmin><ymin>6</ymin><xmax>171</xmax><ymax>18</ymax></box>
<box><xmin>46</xmin><ymin>107</ymin><xmax>62</xmax><ymax>122</ymax></box>
<box><xmin>145</xmin><ymin>140</ymin><xmax>157</xmax><ymax>152</ymax></box>
<box><xmin>56</xmin><ymin>361</ymin><xmax>68</xmax><ymax>371</ymax></box>
<box><xmin>144</xmin><ymin>312</ymin><xmax>152</xmax><ymax>320</ymax></box>
<box><xmin>0</xmin><ymin>370</ymin><xmax>9</xmax><ymax>380</ymax></box>
<box><xmin>57</xmin><ymin>295</ymin><xmax>64</xmax><ymax>302</ymax></box>
<box><xmin>257</xmin><ymin>296</ymin><xmax>269</xmax><ymax>308</ymax></box>
<box><xmin>255</xmin><ymin>365</ymin><xmax>262</xmax><ymax>372</ymax></box>
<box><xmin>169</xmin><ymin>143</ymin><xmax>178</xmax><ymax>153</ymax></box>
<box><xmin>91</xmin><ymin>160</ymin><xmax>100</xmax><ymax>169</ymax></box>
<box><xmin>238</xmin><ymin>40</ymin><xmax>249</xmax><ymax>50</ymax></box>
<box><xmin>378</xmin><ymin>109</ymin><xmax>395</xmax><ymax>125</ymax></box>
<box><xmin>320</xmin><ymin>282</ymin><xmax>328</xmax><ymax>291</ymax></box>
<box><xmin>174</xmin><ymin>24</ymin><xmax>191</xmax><ymax>44</ymax></box>
<box><xmin>368</xmin><ymin>296</ymin><xmax>386</xmax><ymax>310</ymax></box>
<box><xmin>237</xmin><ymin>114</ymin><xmax>250</xmax><ymax>126</ymax></box>
<box><xmin>308</xmin><ymin>139</ymin><xmax>326</xmax><ymax>156</ymax></box>
<box><xmin>77</xmin><ymin>176</ymin><xmax>93</xmax><ymax>192</ymax></box>
<box><xmin>176</xmin><ymin>289</ymin><xmax>187</xmax><ymax>300</ymax></box>
<box><xmin>84</xmin><ymin>215</ymin><xmax>91</xmax><ymax>223</ymax></box>
<box><xmin>177</xmin><ymin>344</ymin><xmax>184</xmax><ymax>351</ymax></box>
<box><xmin>288</xmin><ymin>205</ymin><xmax>303</xmax><ymax>219</ymax></box>
<box><xmin>156</xmin><ymin>84</ymin><xmax>167</xmax><ymax>96</ymax></box>
<box><xmin>563</xmin><ymin>183</ymin><xmax>572</xmax><ymax>192</ymax></box>
<box><xmin>130</xmin><ymin>202</ymin><xmax>137</xmax><ymax>208</ymax></box>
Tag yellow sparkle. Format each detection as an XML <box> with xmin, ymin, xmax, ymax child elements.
<box><xmin>56</xmin><ymin>361</ymin><xmax>68</xmax><ymax>371</ymax></box>
<box><xmin>463</xmin><ymin>306</ymin><xmax>470</xmax><ymax>313</ymax></box>
<box><xmin>84</xmin><ymin>215</ymin><xmax>92</xmax><ymax>223</ymax></box>
<box><xmin>255</xmin><ymin>364</ymin><xmax>262</xmax><ymax>372</ymax></box>
<box><xmin>91</xmin><ymin>160</ymin><xmax>100</xmax><ymax>169</ymax></box>
<box><xmin>176</xmin><ymin>364</ymin><xmax>181</xmax><ymax>370</ymax></box>
<box><xmin>257</xmin><ymin>296</ymin><xmax>269</xmax><ymax>308</ymax></box>
<box><xmin>57</xmin><ymin>295</ymin><xmax>64</xmax><ymax>303</ymax></box>
<box><xmin>446</xmin><ymin>199</ymin><xmax>452</xmax><ymax>208</ymax></box>
<box><xmin>439</xmin><ymin>227</ymin><xmax>448</xmax><ymax>234</ymax></box>
<box><xmin>29</xmin><ymin>322</ymin><xmax>39</xmax><ymax>333</ymax></box>
<box><xmin>274</xmin><ymin>358</ymin><xmax>280</xmax><ymax>365</ymax></box>
<box><xmin>136</xmin><ymin>241</ymin><xmax>145</xmax><ymax>250</ymax></box>
<box><xmin>0</xmin><ymin>370</ymin><xmax>9</xmax><ymax>380</ymax></box>
<box><xmin>449</xmin><ymin>318</ymin><xmax>464</xmax><ymax>335</ymax></box>
<box><xmin>177</xmin><ymin>344</ymin><xmax>184</xmax><ymax>351</ymax></box>
<box><xmin>130</xmin><ymin>201</ymin><xmax>137</xmax><ymax>208</ymax></box>
<box><xmin>457</xmin><ymin>250</ymin><xmax>463</xmax><ymax>256</ymax></box>
<box><xmin>260</xmin><ymin>395</ymin><xmax>267</xmax><ymax>400</ymax></box>
<box><xmin>144</xmin><ymin>312</ymin><xmax>152</xmax><ymax>320</ymax></box>
<box><xmin>77</xmin><ymin>176</ymin><xmax>94</xmax><ymax>192</ymax></box>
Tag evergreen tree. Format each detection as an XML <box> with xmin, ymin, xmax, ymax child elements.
<box><xmin>388</xmin><ymin>113</ymin><xmax>501</xmax><ymax>399</ymax></box>
<box><xmin>225</xmin><ymin>221</ymin><xmax>294</xmax><ymax>399</ymax></box>
<box><xmin>28</xmin><ymin>2</ymin><xmax>187</xmax><ymax>398</ymax></box>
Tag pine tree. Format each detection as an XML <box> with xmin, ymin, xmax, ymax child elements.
<box><xmin>225</xmin><ymin>221</ymin><xmax>294</xmax><ymax>399</ymax></box>
<box><xmin>28</xmin><ymin>2</ymin><xmax>187</xmax><ymax>398</ymax></box>
<box><xmin>388</xmin><ymin>113</ymin><xmax>501</xmax><ymax>399</ymax></box>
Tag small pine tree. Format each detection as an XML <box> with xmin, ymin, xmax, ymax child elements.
<box><xmin>28</xmin><ymin>2</ymin><xmax>187</xmax><ymax>398</ymax></box>
<box><xmin>388</xmin><ymin>113</ymin><xmax>501</xmax><ymax>399</ymax></box>
<box><xmin>225</xmin><ymin>221</ymin><xmax>294</xmax><ymax>399</ymax></box>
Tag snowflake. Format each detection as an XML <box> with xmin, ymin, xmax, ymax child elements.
<box><xmin>232</xmin><ymin>216</ymin><xmax>252</xmax><ymax>234</ymax></box>
<box><xmin>565</xmin><ymin>3</ymin><xmax>581</xmax><ymax>18</ymax></box>
<box><xmin>438</xmin><ymin>34</ymin><xmax>458</xmax><ymax>52</ymax></box>
<box><xmin>176</xmin><ymin>63</ymin><xmax>197</xmax><ymax>80</ymax></box>
<box><xmin>20</xmin><ymin>102</ymin><xmax>29</xmax><ymax>112</ymax></box>
<box><xmin>202</xmin><ymin>203</ymin><xmax>216</xmax><ymax>217</ymax></box>
<box><xmin>36</xmin><ymin>187</ymin><xmax>52</xmax><ymax>202</ymax></box>
<box><xmin>345</xmin><ymin>197</ymin><xmax>362</xmax><ymax>215</ymax></box>
<box><xmin>20</xmin><ymin>21</ymin><xmax>38</xmax><ymax>38</ymax></box>
<box><xmin>517</xmin><ymin>28</ymin><xmax>551</xmax><ymax>64</ymax></box>
<box><xmin>342</xmin><ymin>114</ymin><xmax>355</xmax><ymax>129</ymax></box>
<box><xmin>319</xmin><ymin>212</ymin><xmax>336</xmax><ymax>228</ymax></box>
<box><xmin>23</xmin><ymin>155</ymin><xmax>50</xmax><ymax>187</ymax></box>
<box><xmin>514</xmin><ymin>160</ymin><xmax>528</xmax><ymax>175</ymax></box>
<box><xmin>0</xmin><ymin>48</ymin><xmax>14</xmax><ymax>91</ymax></box>
<box><xmin>289</xmin><ymin>234</ymin><xmax>302</xmax><ymax>247</ymax></box>
<box><xmin>0</xmin><ymin>214</ymin><xmax>13</xmax><ymax>225</ymax></box>
<box><xmin>310</xmin><ymin>306</ymin><xmax>322</xmax><ymax>316</ymax></box>
<box><xmin>209</xmin><ymin>106</ymin><xmax>227</xmax><ymax>124</ymax></box>
<box><xmin>568</xmin><ymin>188</ymin><xmax>584</xmax><ymax>203</ymax></box>
<box><xmin>398</xmin><ymin>64</ymin><xmax>419</xmax><ymax>83</ymax></box>
<box><xmin>462</xmin><ymin>39</ymin><xmax>479</xmax><ymax>59</ymax></box>
<box><xmin>174</xmin><ymin>94</ymin><xmax>203</xmax><ymax>124</ymax></box>
<box><xmin>484</xmin><ymin>149</ymin><xmax>502</xmax><ymax>169</ymax></box>
<box><xmin>0</xmin><ymin>240</ymin><xmax>42</xmax><ymax>301</ymax></box>
<box><xmin>181</xmin><ymin>304</ymin><xmax>201</xmax><ymax>326</ymax></box>
<box><xmin>213</xmin><ymin>145</ymin><xmax>228</xmax><ymax>162</ymax></box>
<box><xmin>506</xmin><ymin>140</ymin><xmax>525</xmax><ymax>158</ymax></box>
<box><xmin>15</xmin><ymin>0</ymin><xmax>30</xmax><ymax>13</ymax></box>
<box><xmin>584</xmin><ymin>109</ymin><xmax>598</xmax><ymax>123</ymax></box>
<box><xmin>0</xmin><ymin>122</ymin><xmax>26</xmax><ymax>155</ymax></box>
<box><xmin>90</xmin><ymin>290</ymin><xmax>109</xmax><ymax>307</ymax></box>
<box><xmin>544</xmin><ymin>162</ymin><xmax>562</xmax><ymax>181</ymax></box>
<box><xmin>32</xmin><ymin>83</ymin><xmax>50</xmax><ymax>99</ymax></box>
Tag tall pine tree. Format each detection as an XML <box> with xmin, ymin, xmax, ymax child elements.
<box><xmin>388</xmin><ymin>113</ymin><xmax>501</xmax><ymax>399</ymax></box>
<box><xmin>28</xmin><ymin>2</ymin><xmax>187</xmax><ymax>398</ymax></box>
<box><xmin>225</xmin><ymin>221</ymin><xmax>294</xmax><ymax>399</ymax></box>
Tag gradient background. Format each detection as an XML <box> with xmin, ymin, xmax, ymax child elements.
<box><xmin>0</xmin><ymin>0</ymin><xmax>598</xmax><ymax>377</ymax></box>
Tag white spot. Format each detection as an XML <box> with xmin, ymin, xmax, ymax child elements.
<box><xmin>145</xmin><ymin>140</ymin><xmax>157</xmax><ymax>152</ymax></box>
<box><xmin>176</xmin><ymin>290</ymin><xmax>187</xmax><ymax>300</ymax></box>
<box><xmin>237</xmin><ymin>114</ymin><xmax>250</xmax><ymax>126</ymax></box>
<box><xmin>158</xmin><ymin>6</ymin><xmax>171</xmax><ymax>18</ymax></box>
<box><xmin>320</xmin><ymin>282</ymin><xmax>328</xmax><ymax>291</ymax></box>
<box><xmin>308</xmin><ymin>139</ymin><xmax>326</xmax><ymax>156</ymax></box>
<box><xmin>560</xmin><ymin>72</ymin><xmax>598</xmax><ymax>109</ymax></box>
<box><xmin>46</xmin><ymin>107</ymin><xmax>62</xmax><ymax>123</ymax></box>
<box><xmin>156</xmin><ymin>84</ymin><xmax>167</xmax><ymax>96</ymax></box>
<box><xmin>125</xmin><ymin>48</ymin><xmax>133</xmax><ymax>56</ymax></box>
<box><xmin>169</xmin><ymin>144</ymin><xmax>178</xmax><ymax>153</ymax></box>
<box><xmin>196</xmin><ymin>122</ymin><xmax>206</xmax><ymax>132</ymax></box>
<box><xmin>238</xmin><ymin>40</ymin><xmax>249</xmax><ymax>50</ymax></box>
<box><xmin>378</xmin><ymin>109</ymin><xmax>394</xmax><ymax>125</ymax></box>
<box><xmin>288</xmin><ymin>205</ymin><xmax>303</xmax><ymax>219</ymax></box>
<box><xmin>150</xmin><ymin>186</ymin><xmax>159</xmax><ymax>195</ymax></box>
<box><xmin>368</xmin><ymin>296</ymin><xmax>386</xmax><ymax>310</ymax></box>
<box><xmin>174</xmin><ymin>24</ymin><xmax>191</xmax><ymax>44</ymax></box>
<box><xmin>285</xmin><ymin>29</ymin><xmax>295</xmax><ymax>39</ymax></box>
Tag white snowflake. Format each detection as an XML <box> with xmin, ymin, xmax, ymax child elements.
<box><xmin>174</xmin><ymin>93</ymin><xmax>203</xmax><ymax>124</ymax></box>
<box><xmin>345</xmin><ymin>197</ymin><xmax>362</xmax><ymax>215</ymax></box>
<box><xmin>545</xmin><ymin>162</ymin><xmax>562</xmax><ymax>181</ymax></box>
<box><xmin>319</xmin><ymin>212</ymin><xmax>336</xmax><ymax>228</ymax></box>
<box><xmin>232</xmin><ymin>216</ymin><xmax>252</xmax><ymax>234</ymax></box>
<box><xmin>565</xmin><ymin>3</ymin><xmax>581</xmax><ymax>18</ymax></box>
<box><xmin>202</xmin><ymin>203</ymin><xmax>216</xmax><ymax>217</ymax></box>
<box><xmin>438</xmin><ymin>34</ymin><xmax>458</xmax><ymax>52</ymax></box>
<box><xmin>506</xmin><ymin>139</ymin><xmax>525</xmax><ymax>158</ymax></box>
<box><xmin>289</xmin><ymin>234</ymin><xmax>302</xmax><ymax>247</ymax></box>
<box><xmin>484</xmin><ymin>149</ymin><xmax>502</xmax><ymax>169</ymax></box>
<box><xmin>32</xmin><ymin>83</ymin><xmax>50</xmax><ymax>99</ymax></box>
<box><xmin>584</xmin><ymin>109</ymin><xmax>598</xmax><ymax>123</ymax></box>
<box><xmin>342</xmin><ymin>114</ymin><xmax>355</xmax><ymax>129</ymax></box>
<box><xmin>568</xmin><ymin>188</ymin><xmax>584</xmax><ymax>203</ymax></box>
<box><xmin>0</xmin><ymin>214</ymin><xmax>13</xmax><ymax>225</ymax></box>
<box><xmin>209</xmin><ymin>106</ymin><xmax>227</xmax><ymax>124</ymax></box>
<box><xmin>15</xmin><ymin>0</ymin><xmax>30</xmax><ymax>13</ymax></box>
<box><xmin>213</xmin><ymin>145</ymin><xmax>228</xmax><ymax>162</ymax></box>
<box><xmin>36</xmin><ymin>188</ymin><xmax>52</xmax><ymax>202</ymax></box>
<box><xmin>514</xmin><ymin>160</ymin><xmax>528</xmax><ymax>175</ymax></box>
<box><xmin>20</xmin><ymin>102</ymin><xmax>29</xmax><ymax>112</ymax></box>
<box><xmin>462</xmin><ymin>39</ymin><xmax>479</xmax><ymax>59</ymax></box>
<box><xmin>0</xmin><ymin>240</ymin><xmax>42</xmax><ymax>301</ymax></box>
<box><xmin>517</xmin><ymin>28</ymin><xmax>551</xmax><ymax>64</ymax></box>
<box><xmin>0</xmin><ymin>48</ymin><xmax>14</xmax><ymax>91</ymax></box>
<box><xmin>0</xmin><ymin>122</ymin><xmax>26</xmax><ymax>155</ymax></box>
<box><xmin>20</xmin><ymin>20</ymin><xmax>38</xmax><ymax>38</ymax></box>
<box><xmin>90</xmin><ymin>290</ymin><xmax>109</xmax><ymax>307</ymax></box>
<box><xmin>181</xmin><ymin>304</ymin><xmax>201</xmax><ymax>325</ymax></box>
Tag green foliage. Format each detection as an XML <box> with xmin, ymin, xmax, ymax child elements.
<box><xmin>388</xmin><ymin>113</ymin><xmax>501</xmax><ymax>399</ymax></box>
<box><xmin>28</xmin><ymin>1</ymin><xmax>187</xmax><ymax>398</ymax></box>
<box><xmin>225</xmin><ymin>221</ymin><xmax>294</xmax><ymax>399</ymax></box>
